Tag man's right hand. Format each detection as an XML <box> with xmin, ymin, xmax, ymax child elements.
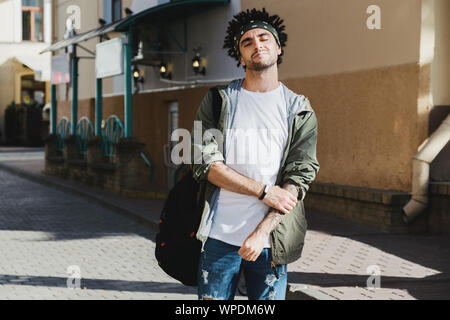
<box><xmin>207</xmin><ymin>162</ymin><xmax>297</xmax><ymax>215</ymax></box>
<box><xmin>262</xmin><ymin>186</ymin><xmax>297</xmax><ymax>215</ymax></box>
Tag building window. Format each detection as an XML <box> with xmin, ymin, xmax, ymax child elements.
<box><xmin>103</xmin><ymin>0</ymin><xmax>122</xmax><ymax>24</ymax></box>
<box><xmin>21</xmin><ymin>74</ymin><xmax>45</xmax><ymax>106</ymax></box>
<box><xmin>22</xmin><ymin>0</ymin><xmax>43</xmax><ymax>41</ymax></box>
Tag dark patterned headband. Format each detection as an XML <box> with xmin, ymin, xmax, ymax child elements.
<box><xmin>233</xmin><ymin>20</ymin><xmax>281</xmax><ymax>54</ymax></box>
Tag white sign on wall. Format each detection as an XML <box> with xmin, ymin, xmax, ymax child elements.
<box><xmin>96</xmin><ymin>37</ymin><xmax>124</xmax><ymax>79</ymax></box>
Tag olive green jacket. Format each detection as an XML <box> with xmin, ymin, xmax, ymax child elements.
<box><xmin>191</xmin><ymin>78</ymin><xmax>319</xmax><ymax>265</ymax></box>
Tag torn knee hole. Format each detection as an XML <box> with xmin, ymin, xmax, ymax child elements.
<box><xmin>202</xmin><ymin>270</ymin><xmax>209</xmax><ymax>285</ymax></box>
<box><xmin>265</xmin><ymin>274</ymin><xmax>278</xmax><ymax>287</ymax></box>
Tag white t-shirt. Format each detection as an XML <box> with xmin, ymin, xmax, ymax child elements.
<box><xmin>209</xmin><ymin>83</ymin><xmax>289</xmax><ymax>248</ymax></box>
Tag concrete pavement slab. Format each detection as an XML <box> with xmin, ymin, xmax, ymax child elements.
<box><xmin>1</xmin><ymin>151</ymin><xmax>450</xmax><ymax>300</ymax></box>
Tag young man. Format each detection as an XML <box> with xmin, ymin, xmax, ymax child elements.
<box><xmin>191</xmin><ymin>8</ymin><xmax>319</xmax><ymax>300</ymax></box>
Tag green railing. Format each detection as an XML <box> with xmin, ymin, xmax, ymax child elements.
<box><xmin>56</xmin><ymin>117</ymin><xmax>71</xmax><ymax>152</ymax></box>
<box><xmin>101</xmin><ymin>115</ymin><xmax>124</xmax><ymax>163</ymax></box>
<box><xmin>140</xmin><ymin>152</ymin><xmax>154</xmax><ymax>182</ymax></box>
<box><xmin>75</xmin><ymin>117</ymin><xmax>94</xmax><ymax>157</ymax></box>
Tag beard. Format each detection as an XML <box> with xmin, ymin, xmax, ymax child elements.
<box><xmin>244</xmin><ymin>52</ymin><xmax>278</xmax><ymax>71</ymax></box>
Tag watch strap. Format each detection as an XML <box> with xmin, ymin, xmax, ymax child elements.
<box><xmin>259</xmin><ymin>185</ymin><xmax>269</xmax><ymax>200</ymax></box>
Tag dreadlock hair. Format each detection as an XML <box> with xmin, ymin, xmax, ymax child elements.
<box><xmin>223</xmin><ymin>8</ymin><xmax>288</xmax><ymax>68</ymax></box>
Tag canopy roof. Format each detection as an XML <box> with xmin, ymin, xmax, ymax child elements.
<box><xmin>41</xmin><ymin>0</ymin><xmax>229</xmax><ymax>54</ymax></box>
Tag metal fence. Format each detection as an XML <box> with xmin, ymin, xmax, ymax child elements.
<box><xmin>56</xmin><ymin>117</ymin><xmax>71</xmax><ymax>152</ymax></box>
<box><xmin>75</xmin><ymin>117</ymin><xmax>94</xmax><ymax>158</ymax></box>
<box><xmin>101</xmin><ymin>115</ymin><xmax>124</xmax><ymax>163</ymax></box>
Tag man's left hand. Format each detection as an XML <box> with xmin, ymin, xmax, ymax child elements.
<box><xmin>238</xmin><ymin>231</ymin><xmax>267</xmax><ymax>262</ymax></box>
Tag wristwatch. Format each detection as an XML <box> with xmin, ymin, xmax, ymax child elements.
<box><xmin>258</xmin><ymin>185</ymin><xmax>270</xmax><ymax>200</ymax></box>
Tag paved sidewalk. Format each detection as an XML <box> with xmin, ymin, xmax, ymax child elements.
<box><xmin>1</xmin><ymin>148</ymin><xmax>450</xmax><ymax>300</ymax></box>
<box><xmin>0</xmin><ymin>167</ymin><xmax>197</xmax><ymax>299</ymax></box>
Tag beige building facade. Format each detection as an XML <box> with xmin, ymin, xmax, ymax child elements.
<box><xmin>0</xmin><ymin>0</ymin><xmax>53</xmax><ymax>142</ymax></box>
<box><xmin>47</xmin><ymin>0</ymin><xmax>449</xmax><ymax>232</ymax></box>
<box><xmin>243</xmin><ymin>0</ymin><xmax>449</xmax><ymax>193</ymax></box>
<box><xmin>53</xmin><ymin>0</ymin><xmax>132</xmax><ymax>101</ymax></box>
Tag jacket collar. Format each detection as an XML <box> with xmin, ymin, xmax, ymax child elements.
<box><xmin>225</xmin><ymin>78</ymin><xmax>313</xmax><ymax>117</ymax></box>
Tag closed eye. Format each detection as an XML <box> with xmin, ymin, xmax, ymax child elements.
<box><xmin>240</xmin><ymin>32</ymin><xmax>271</xmax><ymax>47</ymax></box>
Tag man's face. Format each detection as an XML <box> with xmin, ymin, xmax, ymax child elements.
<box><xmin>239</xmin><ymin>28</ymin><xmax>281</xmax><ymax>71</ymax></box>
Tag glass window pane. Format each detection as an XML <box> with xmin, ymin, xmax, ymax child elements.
<box><xmin>113</xmin><ymin>0</ymin><xmax>121</xmax><ymax>21</ymax></box>
<box><xmin>103</xmin><ymin>0</ymin><xmax>112</xmax><ymax>24</ymax></box>
<box><xmin>34</xmin><ymin>91</ymin><xmax>44</xmax><ymax>105</ymax></box>
<box><xmin>22</xmin><ymin>90</ymin><xmax>33</xmax><ymax>105</ymax></box>
<box><xmin>22</xmin><ymin>11</ymin><xmax>31</xmax><ymax>40</ymax></box>
<box><xmin>34</xmin><ymin>11</ymin><xmax>43</xmax><ymax>41</ymax></box>
<box><xmin>22</xmin><ymin>0</ymin><xmax>42</xmax><ymax>8</ymax></box>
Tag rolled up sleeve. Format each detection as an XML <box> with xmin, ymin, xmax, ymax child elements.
<box><xmin>281</xmin><ymin>111</ymin><xmax>320</xmax><ymax>201</ymax></box>
<box><xmin>191</xmin><ymin>90</ymin><xmax>224</xmax><ymax>182</ymax></box>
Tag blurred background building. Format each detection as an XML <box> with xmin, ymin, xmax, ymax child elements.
<box><xmin>2</xmin><ymin>0</ymin><xmax>449</xmax><ymax>233</ymax></box>
<box><xmin>0</xmin><ymin>0</ymin><xmax>53</xmax><ymax>145</ymax></box>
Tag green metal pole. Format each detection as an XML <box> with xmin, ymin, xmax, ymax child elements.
<box><xmin>124</xmin><ymin>28</ymin><xmax>133</xmax><ymax>138</ymax></box>
<box><xmin>95</xmin><ymin>78</ymin><xmax>103</xmax><ymax>136</ymax></box>
<box><xmin>50</xmin><ymin>84</ymin><xmax>57</xmax><ymax>134</ymax></box>
<box><xmin>71</xmin><ymin>45</ymin><xmax>78</xmax><ymax>135</ymax></box>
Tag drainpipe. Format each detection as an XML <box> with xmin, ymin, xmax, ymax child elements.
<box><xmin>403</xmin><ymin>113</ymin><xmax>450</xmax><ymax>223</ymax></box>
<box><xmin>71</xmin><ymin>44</ymin><xmax>78</xmax><ymax>135</ymax></box>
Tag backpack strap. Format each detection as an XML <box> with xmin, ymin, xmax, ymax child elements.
<box><xmin>209</xmin><ymin>86</ymin><xmax>222</xmax><ymax>127</ymax></box>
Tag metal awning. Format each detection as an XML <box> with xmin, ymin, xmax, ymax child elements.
<box><xmin>40</xmin><ymin>0</ymin><xmax>229</xmax><ymax>54</ymax></box>
<box><xmin>40</xmin><ymin>20</ymin><xmax>122</xmax><ymax>53</ymax></box>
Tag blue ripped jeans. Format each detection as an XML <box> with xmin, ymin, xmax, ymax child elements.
<box><xmin>197</xmin><ymin>238</ymin><xmax>287</xmax><ymax>300</ymax></box>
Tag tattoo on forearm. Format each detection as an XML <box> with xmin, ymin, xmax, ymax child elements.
<box><xmin>262</xmin><ymin>211</ymin><xmax>284</xmax><ymax>233</ymax></box>
<box><xmin>255</xmin><ymin>184</ymin><xmax>300</xmax><ymax>235</ymax></box>
<box><xmin>283</xmin><ymin>183</ymin><xmax>299</xmax><ymax>198</ymax></box>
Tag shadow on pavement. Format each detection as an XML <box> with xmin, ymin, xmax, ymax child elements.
<box><xmin>299</xmin><ymin>209</ymin><xmax>450</xmax><ymax>300</ymax></box>
<box><xmin>288</xmin><ymin>271</ymin><xmax>450</xmax><ymax>300</ymax></box>
<box><xmin>0</xmin><ymin>274</ymin><xmax>197</xmax><ymax>295</ymax></box>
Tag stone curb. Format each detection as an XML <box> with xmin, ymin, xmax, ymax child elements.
<box><xmin>0</xmin><ymin>161</ymin><xmax>334</xmax><ymax>300</ymax></box>
<box><xmin>310</xmin><ymin>182</ymin><xmax>410</xmax><ymax>205</ymax></box>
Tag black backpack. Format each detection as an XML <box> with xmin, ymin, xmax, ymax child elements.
<box><xmin>155</xmin><ymin>87</ymin><xmax>222</xmax><ymax>286</ymax></box>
